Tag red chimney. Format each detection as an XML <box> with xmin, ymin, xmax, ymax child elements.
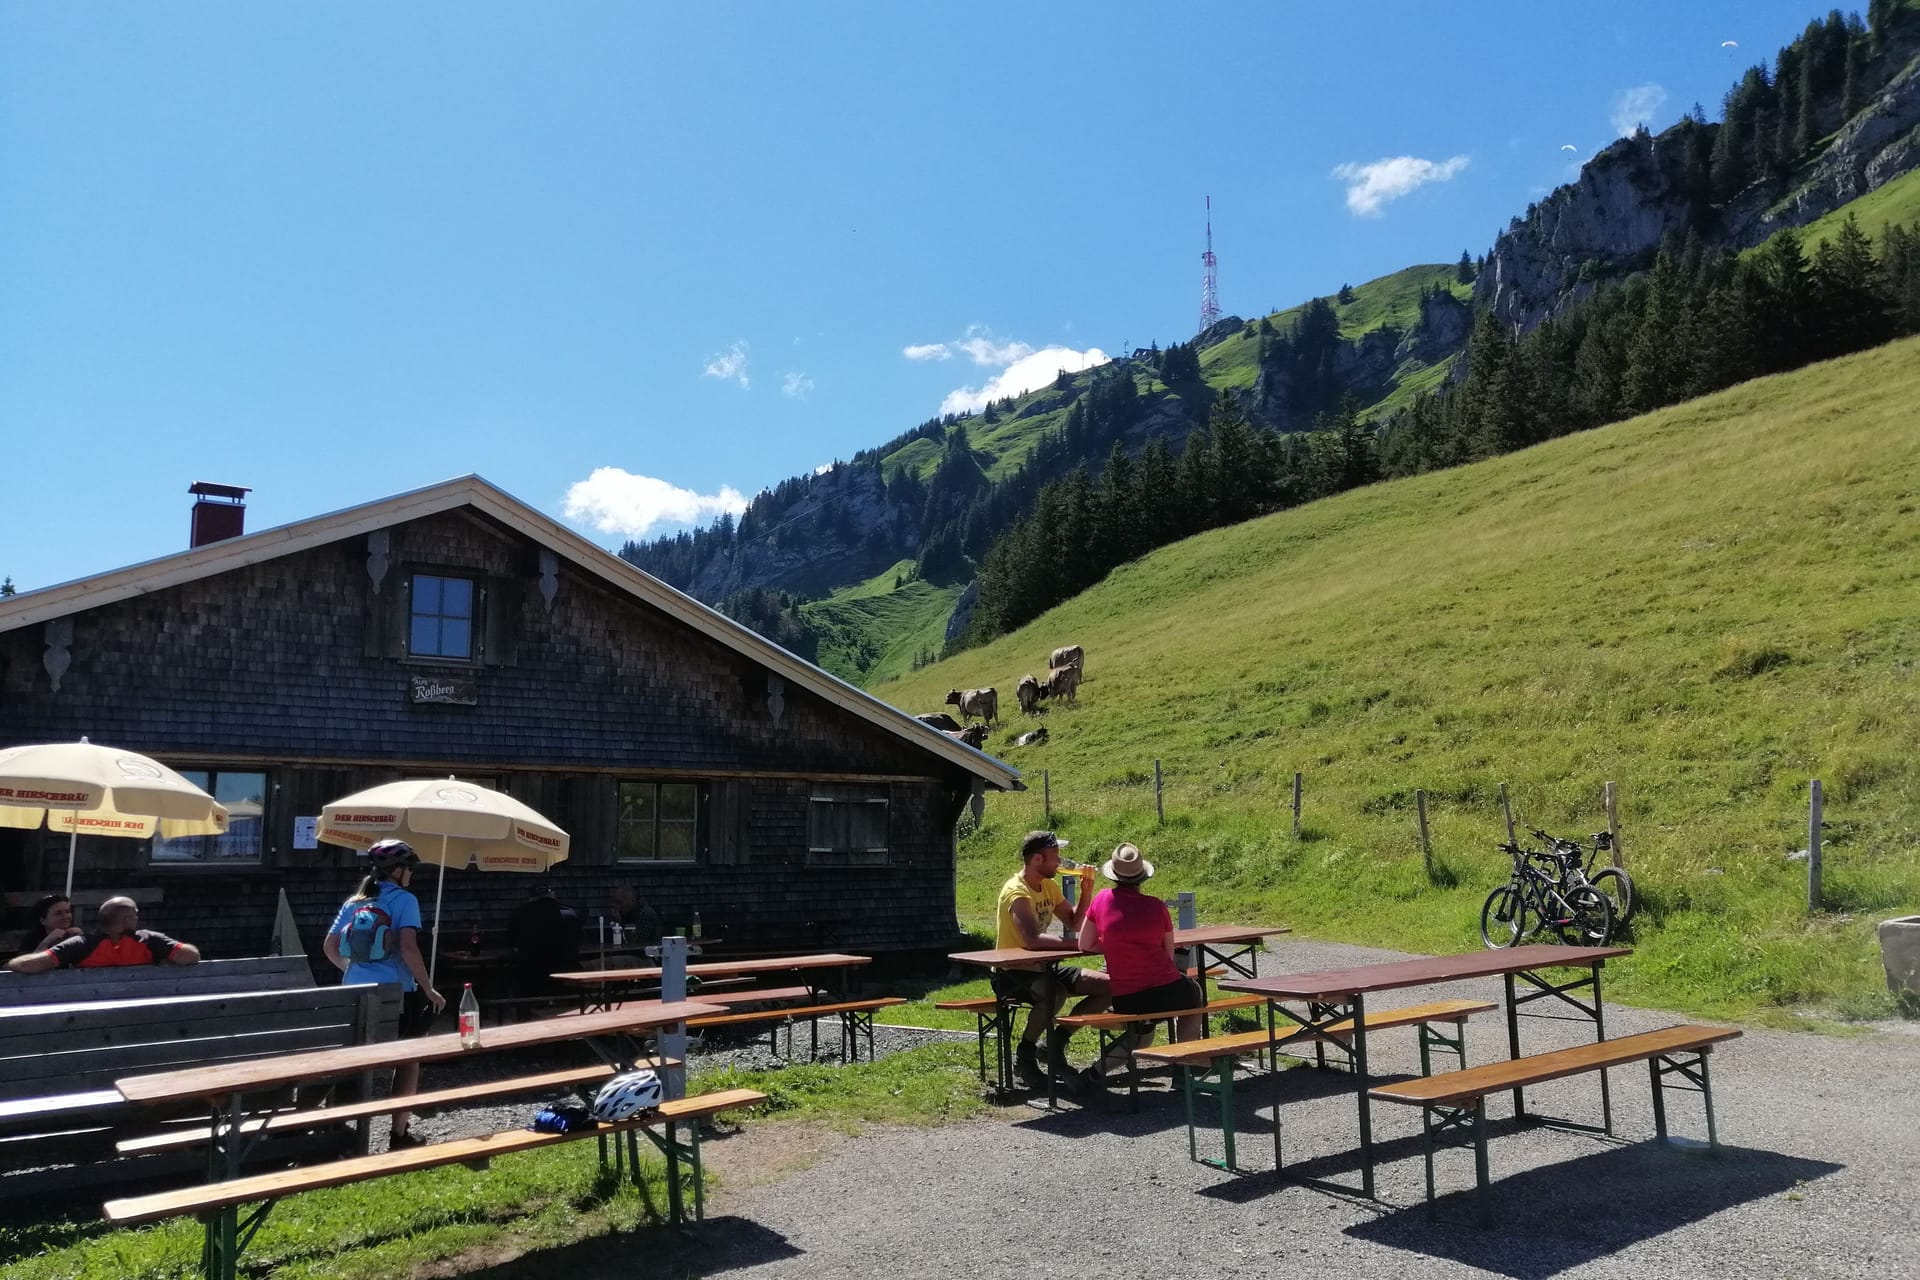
<box><xmin>189</xmin><ymin>482</ymin><xmax>251</xmax><ymax>548</ymax></box>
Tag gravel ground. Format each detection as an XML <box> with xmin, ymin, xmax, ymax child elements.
<box><xmin>611</xmin><ymin>936</ymin><xmax>1920</xmax><ymax>1280</ymax></box>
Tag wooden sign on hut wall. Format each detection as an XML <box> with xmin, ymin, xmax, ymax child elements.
<box><xmin>409</xmin><ymin>674</ymin><xmax>479</xmax><ymax>705</ymax></box>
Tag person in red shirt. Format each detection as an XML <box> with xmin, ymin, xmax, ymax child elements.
<box><xmin>1078</xmin><ymin>843</ymin><xmax>1202</xmax><ymax>1087</ymax></box>
<box><xmin>7</xmin><ymin>896</ymin><xmax>200</xmax><ymax>972</ymax></box>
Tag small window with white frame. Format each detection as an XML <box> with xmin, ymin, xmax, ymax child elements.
<box><xmin>152</xmin><ymin>769</ymin><xmax>268</xmax><ymax>864</ymax></box>
<box><xmin>808</xmin><ymin>782</ymin><xmax>889</xmax><ymax>864</ymax></box>
<box><xmin>617</xmin><ymin>781</ymin><xmax>699</xmax><ymax>862</ymax></box>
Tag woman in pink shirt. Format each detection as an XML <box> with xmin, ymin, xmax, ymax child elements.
<box><xmin>1079</xmin><ymin>843</ymin><xmax>1203</xmax><ymax>1062</ymax></box>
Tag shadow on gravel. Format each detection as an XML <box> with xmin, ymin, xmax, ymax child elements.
<box><xmin>444</xmin><ymin>1216</ymin><xmax>803</xmax><ymax>1279</ymax></box>
<box><xmin>1344</xmin><ymin>1143</ymin><xmax>1843</xmax><ymax>1278</ymax></box>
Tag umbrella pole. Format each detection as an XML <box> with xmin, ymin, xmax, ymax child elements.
<box><xmin>429</xmin><ymin>842</ymin><xmax>449</xmax><ymax>989</ymax></box>
<box><xmin>63</xmin><ymin>829</ymin><xmax>78</xmax><ymax>899</ymax></box>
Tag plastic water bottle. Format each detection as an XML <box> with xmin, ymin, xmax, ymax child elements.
<box><xmin>692</xmin><ymin>910</ymin><xmax>703</xmax><ymax>940</ymax></box>
<box><xmin>458</xmin><ymin>983</ymin><xmax>480</xmax><ymax>1048</ymax></box>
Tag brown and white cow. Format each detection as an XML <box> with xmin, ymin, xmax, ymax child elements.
<box><xmin>944</xmin><ymin>687</ymin><xmax>999</xmax><ymax>725</ymax></box>
<box><xmin>1048</xmin><ymin>644</ymin><xmax>1085</xmax><ymax>677</ymax></box>
<box><xmin>942</xmin><ymin>723</ymin><xmax>990</xmax><ymax>749</ymax></box>
<box><xmin>1041</xmin><ymin>664</ymin><xmax>1080</xmax><ymax>704</ymax></box>
<box><xmin>1015</xmin><ymin>674</ymin><xmax>1042</xmax><ymax>716</ymax></box>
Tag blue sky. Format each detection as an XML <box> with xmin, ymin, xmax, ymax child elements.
<box><xmin>1</xmin><ymin>2</ymin><xmax>1825</xmax><ymax>592</ymax></box>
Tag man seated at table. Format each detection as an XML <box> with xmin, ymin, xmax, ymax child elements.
<box><xmin>7</xmin><ymin>895</ymin><xmax>200</xmax><ymax>971</ymax></box>
<box><xmin>508</xmin><ymin>883</ymin><xmax>582</xmax><ymax>995</ymax></box>
<box><xmin>609</xmin><ymin>883</ymin><xmax>664</xmax><ymax>948</ymax></box>
<box><xmin>994</xmin><ymin>830</ymin><xmax>1110</xmax><ymax>1092</ymax></box>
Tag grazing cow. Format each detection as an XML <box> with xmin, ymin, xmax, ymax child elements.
<box><xmin>1014</xmin><ymin>726</ymin><xmax>1049</xmax><ymax>748</ymax></box>
<box><xmin>944</xmin><ymin>687</ymin><xmax>999</xmax><ymax>725</ymax></box>
<box><xmin>1041</xmin><ymin>664</ymin><xmax>1080</xmax><ymax>704</ymax></box>
<box><xmin>943</xmin><ymin>724</ymin><xmax>990</xmax><ymax>749</ymax></box>
<box><xmin>1049</xmin><ymin>645</ymin><xmax>1085</xmax><ymax>677</ymax></box>
<box><xmin>915</xmin><ymin>712</ymin><xmax>963</xmax><ymax>732</ymax></box>
<box><xmin>1015</xmin><ymin>674</ymin><xmax>1042</xmax><ymax>716</ymax></box>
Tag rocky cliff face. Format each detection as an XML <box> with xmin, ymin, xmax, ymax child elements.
<box><xmin>687</xmin><ymin>464</ymin><xmax>915</xmax><ymax>601</ymax></box>
<box><xmin>1480</xmin><ymin>49</ymin><xmax>1920</xmax><ymax>334</ymax></box>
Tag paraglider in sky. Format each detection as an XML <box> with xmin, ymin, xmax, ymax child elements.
<box><xmin>1721</xmin><ymin>39</ymin><xmax>1739</xmax><ymax>48</ymax></box>
<box><xmin>1561</xmin><ymin>144</ymin><xmax>1578</xmax><ymax>151</ymax></box>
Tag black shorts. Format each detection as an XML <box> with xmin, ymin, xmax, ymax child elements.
<box><xmin>1111</xmin><ymin>976</ymin><xmax>1202</xmax><ymax>1017</ymax></box>
<box><xmin>399</xmin><ymin>988</ymin><xmax>437</xmax><ymax>1038</ymax></box>
<box><xmin>991</xmin><ymin>966</ymin><xmax>1091</xmax><ymax>1004</ymax></box>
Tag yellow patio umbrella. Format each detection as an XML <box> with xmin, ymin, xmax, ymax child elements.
<box><xmin>0</xmin><ymin>739</ymin><xmax>230</xmax><ymax>898</ymax></box>
<box><xmin>316</xmin><ymin>776</ymin><xmax>570</xmax><ymax>984</ymax></box>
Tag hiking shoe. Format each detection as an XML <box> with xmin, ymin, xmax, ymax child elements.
<box><xmin>1015</xmin><ymin>1043</ymin><xmax>1048</xmax><ymax>1090</ymax></box>
<box><xmin>388</xmin><ymin>1128</ymin><xmax>427</xmax><ymax>1150</ymax></box>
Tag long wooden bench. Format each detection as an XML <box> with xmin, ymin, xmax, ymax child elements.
<box><xmin>1055</xmin><ymin>994</ymin><xmax>1267</xmax><ymax>1108</ymax></box>
<box><xmin>106</xmin><ymin>1086</ymin><xmax>768</xmax><ymax>1280</ymax></box>
<box><xmin>1136</xmin><ymin>998</ymin><xmax>1497</xmax><ymax>1173</ymax></box>
<box><xmin>1368</xmin><ymin>1023</ymin><xmax>1743</xmax><ymax>1225</ymax></box>
<box><xmin>0</xmin><ymin>955</ymin><xmax>314</xmax><ymax>1006</ymax></box>
<box><xmin>114</xmin><ymin>1057</ymin><xmax>680</xmax><ymax>1156</ymax></box>
<box><xmin>689</xmin><ymin>997</ymin><xmax>905</xmax><ymax>1063</ymax></box>
<box><xmin>0</xmin><ymin>983</ymin><xmax>400</xmax><ymax>1200</ymax></box>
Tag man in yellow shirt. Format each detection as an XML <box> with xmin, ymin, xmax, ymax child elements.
<box><xmin>993</xmin><ymin>830</ymin><xmax>1110</xmax><ymax>1091</ymax></box>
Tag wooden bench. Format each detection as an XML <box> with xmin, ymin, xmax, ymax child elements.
<box><xmin>0</xmin><ymin>983</ymin><xmax>400</xmax><ymax>1201</ymax></box>
<box><xmin>689</xmin><ymin>997</ymin><xmax>906</xmax><ymax>1063</ymax></box>
<box><xmin>1055</xmin><ymin>994</ymin><xmax>1268</xmax><ymax>1108</ymax></box>
<box><xmin>1136</xmin><ymin>999</ymin><xmax>1497</xmax><ymax>1173</ymax></box>
<box><xmin>1368</xmin><ymin>1024</ymin><xmax>1743</xmax><ymax>1224</ymax></box>
<box><xmin>114</xmin><ymin>1057</ymin><xmax>680</xmax><ymax>1155</ymax></box>
<box><xmin>105</xmin><ymin>1086</ymin><xmax>768</xmax><ymax>1280</ymax></box>
<box><xmin>933</xmin><ymin>997</ymin><xmax>1004</xmax><ymax>1084</ymax></box>
<box><xmin>0</xmin><ymin>955</ymin><xmax>314</xmax><ymax>1006</ymax></box>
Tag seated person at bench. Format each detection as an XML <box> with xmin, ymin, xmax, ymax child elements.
<box><xmin>30</xmin><ymin>892</ymin><xmax>81</xmax><ymax>953</ymax></box>
<box><xmin>609</xmin><ymin>884</ymin><xmax>663</xmax><ymax>947</ymax></box>
<box><xmin>324</xmin><ymin>840</ymin><xmax>445</xmax><ymax>1149</ymax></box>
<box><xmin>1077</xmin><ymin>843</ymin><xmax>1200</xmax><ymax>1088</ymax></box>
<box><xmin>508</xmin><ymin>882</ymin><xmax>582</xmax><ymax>996</ymax></box>
<box><xmin>7</xmin><ymin>895</ymin><xmax>200</xmax><ymax>971</ymax></box>
<box><xmin>994</xmin><ymin>830</ymin><xmax>1110</xmax><ymax>1092</ymax></box>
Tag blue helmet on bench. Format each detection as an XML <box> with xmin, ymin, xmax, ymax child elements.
<box><xmin>591</xmin><ymin>1069</ymin><xmax>662</xmax><ymax>1122</ymax></box>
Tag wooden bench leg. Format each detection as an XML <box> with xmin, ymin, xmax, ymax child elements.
<box><xmin>1419</xmin><ymin>1019</ymin><xmax>1469</xmax><ymax>1076</ymax></box>
<box><xmin>639</xmin><ymin>1117</ymin><xmax>704</xmax><ymax>1227</ymax></box>
<box><xmin>1418</xmin><ymin>1099</ymin><xmax>1492</xmax><ymax>1228</ymax></box>
<box><xmin>199</xmin><ymin>1199</ymin><xmax>274</xmax><ymax>1280</ymax></box>
<box><xmin>1649</xmin><ymin>1048</ymin><xmax>1721</xmax><ymax>1151</ymax></box>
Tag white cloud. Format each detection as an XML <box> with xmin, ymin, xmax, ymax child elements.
<box><xmin>1611</xmin><ymin>83</ymin><xmax>1669</xmax><ymax>136</ymax></box>
<box><xmin>782</xmin><ymin>371</ymin><xmax>814</xmax><ymax>399</ymax></box>
<box><xmin>701</xmin><ymin>341</ymin><xmax>750</xmax><ymax>387</ymax></box>
<box><xmin>561</xmin><ymin>467</ymin><xmax>749</xmax><ymax>538</ymax></box>
<box><xmin>955</xmin><ymin>327</ymin><xmax>1033</xmax><ymax>366</ymax></box>
<box><xmin>939</xmin><ymin>345</ymin><xmax>1109</xmax><ymax>416</ymax></box>
<box><xmin>903</xmin><ymin>342</ymin><xmax>952</xmax><ymax>361</ymax></box>
<box><xmin>1331</xmin><ymin>154</ymin><xmax>1471</xmax><ymax>218</ymax></box>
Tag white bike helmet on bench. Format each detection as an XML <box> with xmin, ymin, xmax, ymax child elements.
<box><xmin>590</xmin><ymin>1068</ymin><xmax>662</xmax><ymax>1122</ymax></box>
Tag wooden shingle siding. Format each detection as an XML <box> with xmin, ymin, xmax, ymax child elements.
<box><xmin>0</xmin><ymin>507</ymin><xmax>980</xmax><ymax>957</ymax></box>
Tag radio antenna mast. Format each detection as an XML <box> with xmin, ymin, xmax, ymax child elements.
<box><xmin>1198</xmin><ymin>195</ymin><xmax>1221</xmax><ymax>334</ymax></box>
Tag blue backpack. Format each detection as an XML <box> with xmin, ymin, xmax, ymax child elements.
<box><xmin>344</xmin><ymin>900</ymin><xmax>395</xmax><ymax>964</ymax></box>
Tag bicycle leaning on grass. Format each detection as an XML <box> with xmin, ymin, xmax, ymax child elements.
<box><xmin>1479</xmin><ymin>834</ymin><xmax>1615</xmax><ymax>949</ymax></box>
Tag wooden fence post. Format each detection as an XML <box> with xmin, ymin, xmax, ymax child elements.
<box><xmin>1154</xmin><ymin>759</ymin><xmax>1164</xmax><ymax>825</ymax></box>
<box><xmin>1291</xmin><ymin>772</ymin><xmax>1303</xmax><ymax>839</ymax></box>
<box><xmin>1604</xmin><ymin>780</ymin><xmax>1623</xmax><ymax>868</ymax></box>
<box><xmin>1808</xmin><ymin>779</ymin><xmax>1823</xmax><ymax>913</ymax></box>
<box><xmin>1416</xmin><ymin>789</ymin><xmax>1433</xmax><ymax>881</ymax></box>
<box><xmin>1499</xmin><ymin>783</ymin><xmax>1516</xmax><ymax>845</ymax></box>
<box><xmin>1043</xmin><ymin>770</ymin><xmax>1051</xmax><ymax>826</ymax></box>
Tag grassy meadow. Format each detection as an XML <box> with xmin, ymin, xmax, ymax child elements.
<box><xmin>877</xmin><ymin>336</ymin><xmax>1920</xmax><ymax>1025</ymax></box>
<box><xmin>799</xmin><ymin>559</ymin><xmax>963</xmax><ymax>685</ymax></box>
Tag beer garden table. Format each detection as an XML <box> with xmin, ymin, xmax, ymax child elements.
<box><xmin>949</xmin><ymin>924</ymin><xmax>1289</xmax><ymax>1095</ymax></box>
<box><xmin>550</xmin><ymin>953</ymin><xmax>872</xmax><ymax>1014</ymax></box>
<box><xmin>1218</xmin><ymin>943</ymin><xmax>1633</xmax><ymax>1195</ymax></box>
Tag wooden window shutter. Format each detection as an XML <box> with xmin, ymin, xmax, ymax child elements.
<box><xmin>708</xmin><ymin>781</ymin><xmax>748</xmax><ymax>866</ymax></box>
<box><xmin>481</xmin><ymin>578</ymin><xmax>522</xmax><ymax>667</ymax></box>
<box><xmin>569</xmin><ymin>775</ymin><xmax>615</xmax><ymax>865</ymax></box>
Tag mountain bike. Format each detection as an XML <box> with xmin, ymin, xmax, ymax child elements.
<box><xmin>1531</xmin><ymin>827</ymin><xmax>1636</xmax><ymax>926</ymax></box>
<box><xmin>1480</xmin><ymin>838</ymin><xmax>1614</xmax><ymax>948</ymax></box>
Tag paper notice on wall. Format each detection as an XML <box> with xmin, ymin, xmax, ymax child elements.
<box><xmin>293</xmin><ymin>816</ymin><xmax>320</xmax><ymax>850</ymax></box>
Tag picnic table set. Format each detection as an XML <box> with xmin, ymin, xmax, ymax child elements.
<box><xmin>948</xmin><ymin>928</ymin><xmax>1741</xmax><ymax>1227</ymax></box>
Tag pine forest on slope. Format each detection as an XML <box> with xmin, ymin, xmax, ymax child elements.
<box><xmin>877</xmin><ymin>338</ymin><xmax>1920</xmax><ymax>1024</ymax></box>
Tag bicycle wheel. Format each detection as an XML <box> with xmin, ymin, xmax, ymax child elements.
<box><xmin>1588</xmin><ymin>866</ymin><xmax>1635</xmax><ymax>926</ymax></box>
<box><xmin>1480</xmin><ymin>884</ymin><xmax>1534</xmax><ymax>949</ymax></box>
<box><xmin>1559</xmin><ymin>885</ymin><xmax>1614</xmax><ymax>945</ymax></box>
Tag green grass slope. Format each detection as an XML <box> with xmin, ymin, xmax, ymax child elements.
<box><xmin>1797</xmin><ymin>164</ymin><xmax>1920</xmax><ymax>252</ymax></box>
<box><xmin>800</xmin><ymin>560</ymin><xmax>962</xmax><ymax>686</ymax></box>
<box><xmin>876</xmin><ymin>336</ymin><xmax>1920</xmax><ymax>1024</ymax></box>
